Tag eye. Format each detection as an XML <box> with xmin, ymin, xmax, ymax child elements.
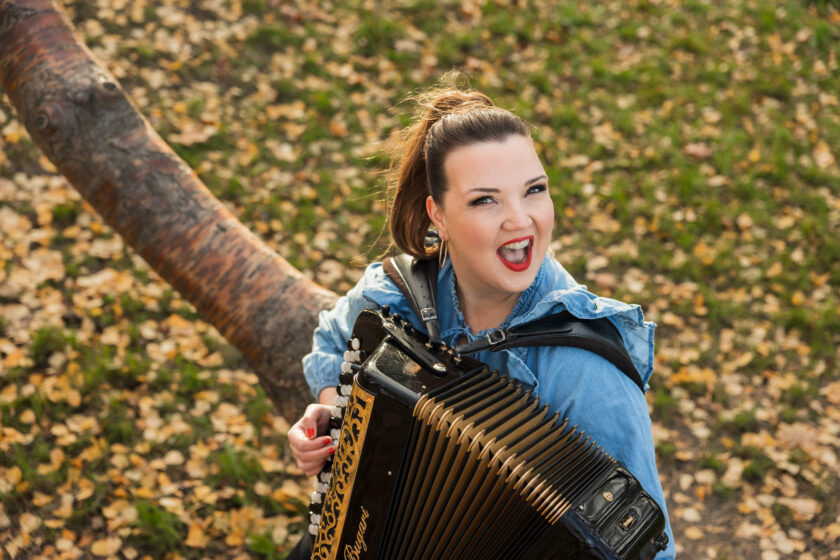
<box><xmin>468</xmin><ymin>195</ymin><xmax>495</xmax><ymax>207</ymax></box>
<box><xmin>526</xmin><ymin>183</ymin><xmax>548</xmax><ymax>195</ymax></box>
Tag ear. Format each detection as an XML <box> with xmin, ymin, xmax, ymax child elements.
<box><xmin>426</xmin><ymin>196</ymin><xmax>449</xmax><ymax>241</ymax></box>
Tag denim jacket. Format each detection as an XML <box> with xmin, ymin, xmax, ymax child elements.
<box><xmin>303</xmin><ymin>255</ymin><xmax>675</xmax><ymax>558</ymax></box>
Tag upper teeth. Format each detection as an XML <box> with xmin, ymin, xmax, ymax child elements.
<box><xmin>503</xmin><ymin>239</ymin><xmax>530</xmax><ymax>249</ymax></box>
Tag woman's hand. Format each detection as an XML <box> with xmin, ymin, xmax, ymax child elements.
<box><xmin>289</xmin><ymin>403</ymin><xmax>335</xmax><ymax>477</ymax></box>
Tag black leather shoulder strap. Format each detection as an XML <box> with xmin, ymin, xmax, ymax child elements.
<box><xmin>455</xmin><ymin>311</ymin><xmax>645</xmax><ymax>392</ymax></box>
<box><xmin>383</xmin><ymin>254</ymin><xmax>442</xmax><ymax>344</ymax></box>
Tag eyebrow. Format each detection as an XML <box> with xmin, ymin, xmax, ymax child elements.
<box><xmin>525</xmin><ymin>175</ymin><xmax>548</xmax><ymax>186</ymax></box>
<box><xmin>467</xmin><ymin>175</ymin><xmax>548</xmax><ymax>194</ymax></box>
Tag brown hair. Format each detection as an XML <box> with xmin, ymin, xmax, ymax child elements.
<box><xmin>387</xmin><ymin>81</ymin><xmax>532</xmax><ymax>260</ymax></box>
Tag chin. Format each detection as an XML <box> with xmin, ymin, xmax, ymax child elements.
<box><xmin>497</xmin><ymin>267</ymin><xmax>539</xmax><ymax>295</ymax></box>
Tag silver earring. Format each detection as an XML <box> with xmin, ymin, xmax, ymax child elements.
<box><xmin>438</xmin><ymin>240</ymin><xmax>448</xmax><ymax>269</ymax></box>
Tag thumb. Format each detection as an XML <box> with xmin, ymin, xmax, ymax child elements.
<box><xmin>300</xmin><ymin>403</ymin><xmax>329</xmax><ymax>439</ymax></box>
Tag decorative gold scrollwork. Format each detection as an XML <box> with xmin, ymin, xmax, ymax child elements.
<box><xmin>312</xmin><ymin>383</ymin><xmax>375</xmax><ymax>560</ymax></box>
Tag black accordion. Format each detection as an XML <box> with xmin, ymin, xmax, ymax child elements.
<box><xmin>307</xmin><ymin>308</ymin><xmax>668</xmax><ymax>560</ymax></box>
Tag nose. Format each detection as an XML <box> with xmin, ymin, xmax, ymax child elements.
<box><xmin>503</xmin><ymin>201</ymin><xmax>532</xmax><ymax>230</ymax></box>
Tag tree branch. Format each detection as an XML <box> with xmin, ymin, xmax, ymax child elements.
<box><xmin>0</xmin><ymin>0</ymin><xmax>337</xmax><ymax>420</ymax></box>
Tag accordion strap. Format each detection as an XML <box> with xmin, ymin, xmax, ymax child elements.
<box><xmin>382</xmin><ymin>254</ymin><xmax>442</xmax><ymax>344</ymax></box>
<box><xmin>383</xmin><ymin>253</ymin><xmax>644</xmax><ymax>392</ymax></box>
<box><xmin>455</xmin><ymin>311</ymin><xmax>644</xmax><ymax>393</ymax></box>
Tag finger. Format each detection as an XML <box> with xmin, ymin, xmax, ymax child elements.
<box><xmin>292</xmin><ymin>435</ymin><xmax>333</xmax><ymax>454</ymax></box>
<box><xmin>296</xmin><ymin>443</ymin><xmax>337</xmax><ymax>476</ymax></box>
<box><xmin>299</xmin><ymin>404</ymin><xmax>332</xmax><ymax>439</ymax></box>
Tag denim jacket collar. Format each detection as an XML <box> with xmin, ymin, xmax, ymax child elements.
<box><xmin>362</xmin><ymin>253</ymin><xmax>656</xmax><ymax>387</ymax></box>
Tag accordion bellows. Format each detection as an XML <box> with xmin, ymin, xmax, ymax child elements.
<box><xmin>309</xmin><ymin>309</ymin><xmax>667</xmax><ymax>560</ymax></box>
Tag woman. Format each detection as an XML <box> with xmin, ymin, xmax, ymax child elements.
<box><xmin>288</xmin><ymin>83</ymin><xmax>676</xmax><ymax>559</ymax></box>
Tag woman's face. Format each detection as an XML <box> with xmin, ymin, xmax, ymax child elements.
<box><xmin>426</xmin><ymin>135</ymin><xmax>554</xmax><ymax>302</ymax></box>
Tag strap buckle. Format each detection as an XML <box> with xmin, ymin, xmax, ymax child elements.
<box><xmin>486</xmin><ymin>329</ymin><xmax>506</xmax><ymax>346</ymax></box>
<box><xmin>420</xmin><ymin>307</ymin><xmax>437</xmax><ymax>322</ymax></box>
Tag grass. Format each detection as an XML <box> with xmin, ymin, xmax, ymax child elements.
<box><xmin>131</xmin><ymin>501</ymin><xmax>186</xmax><ymax>554</ymax></box>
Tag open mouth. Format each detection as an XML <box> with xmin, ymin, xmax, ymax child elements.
<box><xmin>497</xmin><ymin>236</ymin><xmax>533</xmax><ymax>271</ymax></box>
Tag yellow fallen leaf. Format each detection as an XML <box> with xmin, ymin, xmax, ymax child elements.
<box><xmin>683</xmin><ymin>142</ymin><xmax>712</xmax><ymax>160</ymax></box>
<box><xmin>813</xmin><ymin>140</ymin><xmax>835</xmax><ymax>169</ymax></box>
<box><xmin>684</xmin><ymin>526</ymin><xmax>704</xmax><ymax>540</ymax></box>
<box><xmin>56</xmin><ymin>537</ymin><xmax>75</xmax><ymax>552</ymax></box>
<box><xmin>329</xmin><ymin>119</ymin><xmax>348</xmax><ymax>138</ymax></box>
<box><xmin>672</xmin><ymin>366</ymin><xmax>716</xmax><ymax>387</ymax></box>
<box><xmin>66</xmin><ymin>389</ymin><xmax>82</xmax><ymax>407</ymax></box>
<box><xmin>50</xmin><ymin>448</ymin><xmax>65</xmax><ymax>470</ymax></box>
<box><xmin>76</xmin><ymin>478</ymin><xmax>95</xmax><ymax>501</ymax></box>
<box><xmin>225</xmin><ymin>531</ymin><xmax>244</xmax><ymax>547</ymax></box>
<box><xmin>5</xmin><ymin>534</ymin><xmax>23</xmax><ymax>559</ymax></box>
<box><xmin>185</xmin><ymin>521</ymin><xmax>209</xmax><ymax>548</ymax></box>
<box><xmin>91</xmin><ymin>536</ymin><xmax>122</xmax><ymax>556</ymax></box>
<box><xmin>8</xmin><ymin>466</ymin><xmax>22</xmax><ymax>485</ymax></box>
<box><xmin>102</xmin><ymin>500</ymin><xmax>132</xmax><ymax>520</ymax></box>
<box><xmin>766</xmin><ymin>261</ymin><xmax>783</xmax><ymax>278</ymax></box>
<box><xmin>55</xmin><ymin>494</ymin><xmax>74</xmax><ymax>518</ymax></box>
<box><xmin>33</xmin><ymin>492</ymin><xmax>53</xmax><ymax>507</ymax></box>
<box><xmin>748</xmin><ymin>146</ymin><xmax>761</xmax><ymax>162</ymax></box>
<box><xmin>82</xmin><ymin>441</ymin><xmax>104</xmax><ymax>463</ymax></box>
<box><xmin>692</xmin><ymin>241</ymin><xmax>716</xmax><ymax>266</ymax></box>
<box><xmin>254</xmin><ymin>481</ymin><xmax>271</xmax><ymax>496</ymax></box>
<box><xmin>736</xmin><ymin>212</ymin><xmax>753</xmax><ymax>230</ymax></box>
<box><xmin>19</xmin><ymin>409</ymin><xmax>36</xmax><ymax>424</ymax></box>
<box><xmin>822</xmin><ymin>381</ymin><xmax>840</xmax><ymax>405</ymax></box>
<box><xmin>19</xmin><ymin>512</ymin><xmax>41</xmax><ymax>535</ymax></box>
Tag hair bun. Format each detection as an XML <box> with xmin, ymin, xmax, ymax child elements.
<box><xmin>425</xmin><ymin>90</ymin><xmax>494</xmax><ymax>123</ymax></box>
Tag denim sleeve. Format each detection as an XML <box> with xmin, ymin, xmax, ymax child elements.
<box><xmin>301</xmin><ymin>263</ymin><xmax>411</xmax><ymax>399</ymax></box>
<box><xmin>301</xmin><ymin>279</ymin><xmax>378</xmax><ymax>399</ymax></box>
<box><xmin>536</xmin><ymin>346</ymin><xmax>676</xmax><ymax>559</ymax></box>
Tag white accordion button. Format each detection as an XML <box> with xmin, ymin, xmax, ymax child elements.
<box><xmin>340</xmin><ymin>384</ymin><xmax>352</xmax><ymax>396</ymax></box>
<box><xmin>308</xmin><ymin>523</ymin><xmax>319</xmax><ymax>535</ymax></box>
<box><xmin>310</xmin><ymin>491</ymin><xmax>322</xmax><ymax>503</ymax></box>
<box><xmin>351</xmin><ymin>338</ymin><xmax>360</xmax><ymax>350</ymax></box>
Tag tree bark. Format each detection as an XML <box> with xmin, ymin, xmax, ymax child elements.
<box><xmin>0</xmin><ymin>0</ymin><xmax>338</xmax><ymax>421</ymax></box>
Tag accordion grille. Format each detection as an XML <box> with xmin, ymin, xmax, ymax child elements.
<box><xmin>379</xmin><ymin>369</ymin><xmax>617</xmax><ymax>560</ymax></box>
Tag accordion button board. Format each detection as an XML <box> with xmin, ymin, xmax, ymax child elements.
<box><xmin>309</xmin><ymin>309</ymin><xmax>668</xmax><ymax>560</ymax></box>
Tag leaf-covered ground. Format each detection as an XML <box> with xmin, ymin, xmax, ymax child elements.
<box><xmin>1</xmin><ymin>0</ymin><xmax>839</xmax><ymax>558</ymax></box>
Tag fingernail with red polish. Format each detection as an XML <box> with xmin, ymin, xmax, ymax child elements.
<box><xmin>328</xmin><ymin>447</ymin><xmax>336</xmax><ymax>454</ymax></box>
<box><xmin>306</xmin><ymin>427</ymin><xmax>315</xmax><ymax>439</ymax></box>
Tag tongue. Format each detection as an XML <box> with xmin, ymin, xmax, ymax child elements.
<box><xmin>498</xmin><ymin>246</ymin><xmax>527</xmax><ymax>264</ymax></box>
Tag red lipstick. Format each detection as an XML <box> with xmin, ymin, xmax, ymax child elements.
<box><xmin>497</xmin><ymin>236</ymin><xmax>533</xmax><ymax>272</ymax></box>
